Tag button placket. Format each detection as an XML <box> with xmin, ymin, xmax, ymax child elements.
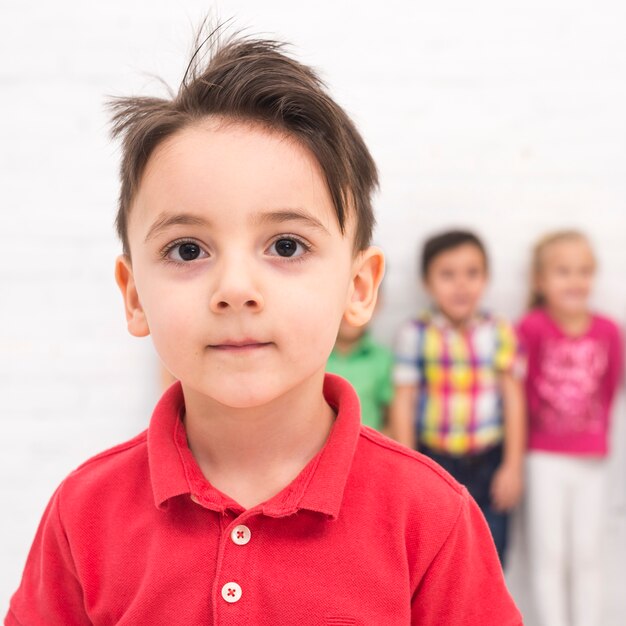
<box><xmin>217</xmin><ymin>517</ymin><xmax>255</xmax><ymax>609</ymax></box>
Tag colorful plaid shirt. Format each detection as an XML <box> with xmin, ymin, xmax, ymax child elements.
<box><xmin>394</xmin><ymin>310</ymin><xmax>518</xmax><ymax>456</ymax></box>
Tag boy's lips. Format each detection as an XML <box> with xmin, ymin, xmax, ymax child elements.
<box><xmin>209</xmin><ymin>339</ymin><xmax>273</xmax><ymax>352</ymax></box>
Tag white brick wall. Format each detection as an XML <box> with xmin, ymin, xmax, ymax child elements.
<box><xmin>1</xmin><ymin>1</ymin><xmax>625</xmax><ymax>622</ymax></box>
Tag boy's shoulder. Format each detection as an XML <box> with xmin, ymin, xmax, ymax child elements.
<box><xmin>352</xmin><ymin>425</ymin><xmax>467</xmax><ymax>516</ymax></box>
<box><xmin>348</xmin><ymin>427</ymin><xmax>479</xmax><ymax>569</ymax></box>
<box><xmin>57</xmin><ymin>430</ymin><xmax>150</xmax><ymax>506</ymax></box>
<box><xmin>357</xmin><ymin>425</ymin><xmax>462</xmax><ymax>486</ymax></box>
<box><xmin>73</xmin><ymin>429</ymin><xmax>148</xmax><ymax>472</ymax></box>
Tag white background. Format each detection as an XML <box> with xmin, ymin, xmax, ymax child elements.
<box><xmin>1</xmin><ymin>1</ymin><xmax>625</xmax><ymax>622</ymax></box>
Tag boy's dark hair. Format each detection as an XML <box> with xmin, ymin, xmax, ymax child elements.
<box><xmin>421</xmin><ymin>230</ymin><xmax>488</xmax><ymax>279</ymax></box>
<box><xmin>108</xmin><ymin>26</ymin><xmax>378</xmax><ymax>256</ymax></box>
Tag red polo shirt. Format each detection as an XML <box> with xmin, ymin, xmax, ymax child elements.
<box><xmin>7</xmin><ymin>375</ymin><xmax>521</xmax><ymax>625</ymax></box>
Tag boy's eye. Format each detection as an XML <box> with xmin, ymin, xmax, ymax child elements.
<box><xmin>268</xmin><ymin>237</ymin><xmax>308</xmax><ymax>258</ymax></box>
<box><xmin>275</xmin><ymin>239</ymin><xmax>298</xmax><ymax>257</ymax></box>
<box><xmin>179</xmin><ymin>243</ymin><xmax>201</xmax><ymax>260</ymax></box>
<box><xmin>165</xmin><ymin>241</ymin><xmax>207</xmax><ymax>262</ymax></box>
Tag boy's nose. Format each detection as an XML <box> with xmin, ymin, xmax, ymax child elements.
<box><xmin>209</xmin><ymin>258</ymin><xmax>264</xmax><ymax>313</ymax></box>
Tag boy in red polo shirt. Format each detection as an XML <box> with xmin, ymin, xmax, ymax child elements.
<box><xmin>6</xmin><ymin>29</ymin><xmax>522</xmax><ymax>625</ymax></box>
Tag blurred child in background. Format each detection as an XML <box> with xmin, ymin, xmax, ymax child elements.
<box><xmin>391</xmin><ymin>230</ymin><xmax>525</xmax><ymax>566</ymax></box>
<box><xmin>518</xmin><ymin>230</ymin><xmax>623</xmax><ymax>626</ymax></box>
<box><xmin>326</xmin><ymin>310</ymin><xmax>394</xmax><ymax>433</ymax></box>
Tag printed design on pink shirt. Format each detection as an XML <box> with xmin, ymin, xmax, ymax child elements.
<box><xmin>536</xmin><ymin>337</ymin><xmax>607</xmax><ymax>435</ymax></box>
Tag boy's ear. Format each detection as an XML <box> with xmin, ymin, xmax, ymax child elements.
<box><xmin>344</xmin><ymin>246</ymin><xmax>385</xmax><ymax>327</ymax></box>
<box><xmin>115</xmin><ymin>255</ymin><xmax>150</xmax><ymax>337</ymax></box>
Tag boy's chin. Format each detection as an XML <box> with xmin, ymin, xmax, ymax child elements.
<box><xmin>440</xmin><ymin>308</ymin><xmax>476</xmax><ymax>326</ymax></box>
<box><xmin>190</xmin><ymin>379</ymin><xmax>293</xmax><ymax>410</ymax></box>
<box><xmin>206</xmin><ymin>389</ymin><xmax>274</xmax><ymax>410</ymax></box>
<box><xmin>181</xmin><ymin>367</ymin><xmax>327</xmax><ymax>411</ymax></box>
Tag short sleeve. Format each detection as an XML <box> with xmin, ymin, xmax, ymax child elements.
<box><xmin>493</xmin><ymin>319</ymin><xmax>518</xmax><ymax>374</ymax></box>
<box><xmin>6</xmin><ymin>484</ymin><xmax>91</xmax><ymax>626</ymax></box>
<box><xmin>411</xmin><ymin>489</ymin><xmax>522</xmax><ymax>625</ymax></box>
<box><xmin>393</xmin><ymin>320</ymin><xmax>423</xmax><ymax>386</ymax></box>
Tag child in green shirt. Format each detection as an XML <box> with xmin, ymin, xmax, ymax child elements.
<box><xmin>327</xmin><ymin>318</ymin><xmax>394</xmax><ymax>431</ymax></box>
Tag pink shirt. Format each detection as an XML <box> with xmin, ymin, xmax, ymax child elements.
<box><xmin>518</xmin><ymin>309</ymin><xmax>623</xmax><ymax>456</ymax></box>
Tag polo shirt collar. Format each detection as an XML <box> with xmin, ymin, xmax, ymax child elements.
<box><xmin>148</xmin><ymin>374</ymin><xmax>361</xmax><ymax>520</ymax></box>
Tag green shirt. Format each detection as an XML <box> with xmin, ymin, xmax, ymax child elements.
<box><xmin>326</xmin><ymin>332</ymin><xmax>394</xmax><ymax>431</ymax></box>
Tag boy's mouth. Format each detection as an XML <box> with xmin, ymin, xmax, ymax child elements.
<box><xmin>209</xmin><ymin>340</ymin><xmax>272</xmax><ymax>352</ymax></box>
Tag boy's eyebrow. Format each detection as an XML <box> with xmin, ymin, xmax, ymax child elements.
<box><xmin>144</xmin><ymin>213</ymin><xmax>209</xmax><ymax>242</ymax></box>
<box><xmin>254</xmin><ymin>209</ymin><xmax>330</xmax><ymax>233</ymax></box>
<box><xmin>144</xmin><ymin>209</ymin><xmax>330</xmax><ymax>243</ymax></box>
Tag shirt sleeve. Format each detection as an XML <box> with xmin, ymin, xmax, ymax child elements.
<box><xmin>494</xmin><ymin>319</ymin><xmax>519</xmax><ymax>374</ymax></box>
<box><xmin>6</xmin><ymin>484</ymin><xmax>91</xmax><ymax>626</ymax></box>
<box><xmin>411</xmin><ymin>489</ymin><xmax>522</xmax><ymax>625</ymax></box>
<box><xmin>393</xmin><ymin>320</ymin><xmax>423</xmax><ymax>386</ymax></box>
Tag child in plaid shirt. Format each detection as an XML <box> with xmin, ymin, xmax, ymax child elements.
<box><xmin>390</xmin><ymin>230</ymin><xmax>526</xmax><ymax>565</ymax></box>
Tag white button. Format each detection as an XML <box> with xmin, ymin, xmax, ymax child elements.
<box><xmin>231</xmin><ymin>524</ymin><xmax>251</xmax><ymax>545</ymax></box>
<box><xmin>221</xmin><ymin>582</ymin><xmax>242</xmax><ymax>603</ymax></box>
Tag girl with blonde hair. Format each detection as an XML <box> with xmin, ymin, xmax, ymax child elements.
<box><xmin>518</xmin><ymin>230</ymin><xmax>623</xmax><ymax>626</ymax></box>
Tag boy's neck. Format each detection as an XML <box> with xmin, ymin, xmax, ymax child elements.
<box><xmin>447</xmin><ymin>318</ymin><xmax>470</xmax><ymax>331</ymax></box>
<box><xmin>545</xmin><ymin>306</ymin><xmax>591</xmax><ymax>336</ymax></box>
<box><xmin>435</xmin><ymin>309</ymin><xmax>477</xmax><ymax>332</ymax></box>
<box><xmin>181</xmin><ymin>370</ymin><xmax>335</xmax><ymax>510</ymax></box>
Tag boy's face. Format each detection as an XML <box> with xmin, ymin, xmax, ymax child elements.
<box><xmin>424</xmin><ymin>243</ymin><xmax>487</xmax><ymax>325</ymax></box>
<box><xmin>116</xmin><ymin>119</ymin><xmax>383</xmax><ymax>408</ymax></box>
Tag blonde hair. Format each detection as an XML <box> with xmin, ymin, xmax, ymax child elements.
<box><xmin>528</xmin><ymin>230</ymin><xmax>594</xmax><ymax>309</ymax></box>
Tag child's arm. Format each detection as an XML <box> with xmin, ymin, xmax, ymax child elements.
<box><xmin>490</xmin><ymin>371</ymin><xmax>526</xmax><ymax>512</ymax></box>
<box><xmin>389</xmin><ymin>384</ymin><xmax>418</xmax><ymax>448</ymax></box>
<box><xmin>390</xmin><ymin>321</ymin><xmax>423</xmax><ymax>449</ymax></box>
